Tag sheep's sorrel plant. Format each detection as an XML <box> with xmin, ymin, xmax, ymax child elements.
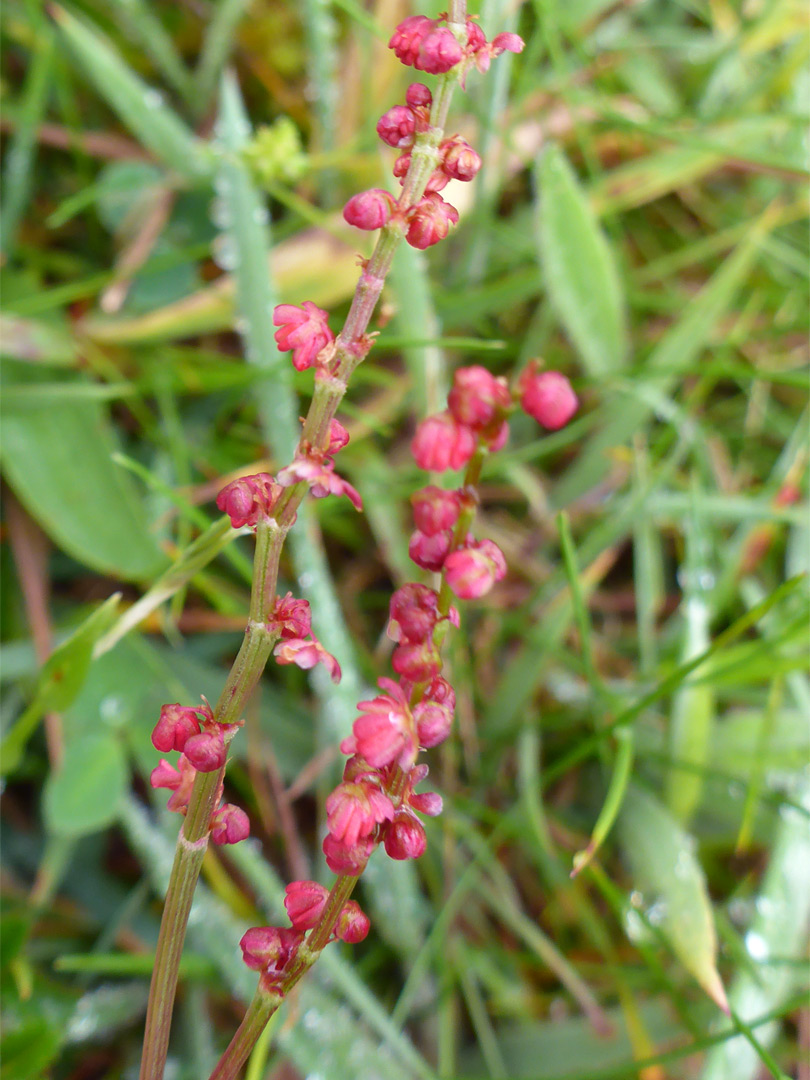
<box><xmin>6</xmin><ymin>1</ymin><xmax>807</xmax><ymax>1078</ymax></box>
<box><xmin>136</xmin><ymin>7</ymin><xmax>561</xmax><ymax>1078</ymax></box>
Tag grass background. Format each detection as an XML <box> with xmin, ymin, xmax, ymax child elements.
<box><xmin>1</xmin><ymin>1</ymin><xmax>808</xmax><ymax>1078</ymax></box>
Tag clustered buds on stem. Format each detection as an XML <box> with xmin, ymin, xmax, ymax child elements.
<box><xmin>149</xmin><ymin>700</ymin><xmax>248</xmax><ymax>844</ymax></box>
<box><xmin>144</xmin><ymin>15</ymin><xmax>578</xmax><ymax>1070</ymax></box>
<box><xmin>340</xmin><ymin>15</ymin><xmax>522</xmax><ymax>253</ymax></box>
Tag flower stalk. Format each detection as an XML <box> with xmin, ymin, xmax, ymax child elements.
<box><xmin>137</xmin><ymin>7</ymin><xmax>568</xmax><ymax>1078</ymax></box>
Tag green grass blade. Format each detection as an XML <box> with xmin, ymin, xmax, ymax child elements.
<box><xmin>619</xmin><ymin>785</ymin><xmax>728</xmax><ymax>1011</ymax></box>
<box><xmin>536</xmin><ymin>144</ymin><xmax>628</xmax><ymax>377</ymax></box>
<box><xmin>194</xmin><ymin>0</ymin><xmax>252</xmax><ymax>110</ymax></box>
<box><xmin>106</xmin><ymin>0</ymin><xmax>195</xmax><ymax>107</ymax></box>
<box><xmin>215</xmin><ymin>71</ymin><xmax>299</xmax><ymax>459</ymax></box>
<box><xmin>700</xmin><ymin>774</ymin><xmax>810</xmax><ymax>1080</ymax></box>
<box><xmin>665</xmin><ymin>484</ymin><xmax>716</xmax><ymax>823</ymax></box>
<box><xmin>554</xmin><ymin>201</ymin><xmax>783</xmax><ymax>506</ymax></box>
<box><xmin>0</xmin><ymin>28</ymin><xmax>54</xmax><ymax>259</ymax></box>
<box><xmin>51</xmin><ymin>6</ymin><xmax>212</xmax><ymax>182</ymax></box>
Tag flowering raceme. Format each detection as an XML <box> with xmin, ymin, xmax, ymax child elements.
<box><xmin>138</xmin><ymin>12</ymin><xmax>566</xmax><ymax>1078</ymax></box>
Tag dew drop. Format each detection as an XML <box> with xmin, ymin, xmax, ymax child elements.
<box><xmin>210</xmin><ymin>196</ymin><xmax>232</xmax><ymax>230</ymax></box>
<box><xmin>212</xmin><ymin>234</ymin><xmax>239</xmax><ymax>271</ymax></box>
<box><xmin>745</xmin><ymin>930</ymin><xmax>770</xmax><ymax>961</ymax></box>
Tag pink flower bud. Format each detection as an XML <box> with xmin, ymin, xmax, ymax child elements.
<box><xmin>277</xmin><ymin>456</ymin><xmax>362</xmax><ymax>512</ymax></box>
<box><xmin>284</xmin><ymin>880</ymin><xmax>329</xmax><ymax>930</ymax></box>
<box><xmin>411</xmin><ymin>411</ymin><xmax>476</xmax><ymax>472</ymax></box>
<box><xmin>519</xmin><ymin>368</ymin><xmax>578</xmax><ymax>430</ymax></box>
<box><xmin>216</xmin><ymin>473</ymin><xmax>281</xmax><ymax>529</ymax></box>
<box><xmin>240</xmin><ymin>926</ymin><xmax>302</xmax><ymax>973</ymax></box>
<box><xmin>376</xmin><ymin>105</ymin><xmax>416</xmax><ymax>148</ymax></box>
<box><xmin>274</xmin><ymin>637</ymin><xmax>342</xmax><ymax>684</ymax></box>
<box><xmin>405</xmin><ymin>83</ymin><xmax>432</xmax><ymax>108</ymax></box>
<box><xmin>441</xmin><ymin>136</ymin><xmax>482</xmax><ymax>182</ymax></box>
<box><xmin>392</xmin><ymin>151</ymin><xmax>411</xmax><ymax>180</ymax></box>
<box><xmin>388</xmin><ymin>583</ymin><xmax>440</xmax><ymax>643</ymax></box>
<box><xmin>415</xmin><ymin>28</ymin><xmax>464</xmax><ymax>74</ymax></box>
<box><xmin>472</xmin><ymin>30</ymin><xmax>526</xmax><ymax>74</ymax></box>
<box><xmin>405</xmin><ymin>193</ymin><xmax>459</xmax><ymax>250</ymax></box>
<box><xmin>492</xmin><ymin>32</ymin><xmax>525</xmax><ymax>55</ymax></box>
<box><xmin>336</xmin><ymin>900</ymin><xmax>370</xmax><ymax>943</ymax></box>
<box><xmin>414</xmin><ymin>700</ymin><xmax>453</xmax><ymax>748</ymax></box>
<box><xmin>323</xmin><ymin>832</ymin><xmax>375</xmax><ymax>875</ymax></box>
<box><xmin>411</xmin><ymin>485</ymin><xmax>461</xmax><ymax>535</ymax></box>
<box><xmin>466</xmin><ymin>18</ymin><xmax>487</xmax><ymax>51</ymax></box>
<box><xmin>270</xmin><ymin>592</ymin><xmax>312</xmax><ymax>640</ymax></box>
<box><xmin>448</xmin><ymin>365</ymin><xmax>511</xmax><ymax>429</ymax></box>
<box><xmin>151</xmin><ymin>756</ymin><xmax>197</xmax><ymax>812</ymax></box>
<box><xmin>273</xmin><ymin>301</ymin><xmax>334</xmax><ymax>371</ymax></box>
<box><xmin>327</xmin><ymin>418</ymin><xmax>350</xmax><ymax>457</ymax></box>
<box><xmin>410</xmin><ymin>790</ymin><xmax>443</xmax><ymax>817</ymax></box>
<box><xmin>408</xmin><ymin>528</ymin><xmax>452</xmax><ymax>572</ymax></box>
<box><xmin>384</xmin><ymin>810</ymin><xmax>427</xmax><ymax>860</ymax></box>
<box><xmin>150</xmin><ymin>758</ymin><xmax>181</xmax><ymax>791</ymax></box>
<box><xmin>389</xmin><ymin>15</ymin><xmax>436</xmax><ymax>67</ymax></box>
<box><xmin>326</xmin><ymin>780</ymin><xmax>394</xmax><ymax>847</ymax></box>
<box><xmin>345</xmin><ymin>679</ymin><xmax>417</xmax><ymax>769</ymax></box>
<box><xmin>151</xmin><ymin>703</ymin><xmax>201</xmax><ymax>753</ymax></box>
<box><xmin>444</xmin><ymin>539</ymin><xmax>507</xmax><ymax>600</ymax></box>
<box><xmin>392</xmin><ymin>640</ymin><xmax>441</xmax><ymax>682</ymax></box>
<box><xmin>484</xmin><ymin>419</ymin><xmax>510</xmax><ymax>452</ymax></box>
<box><xmin>424</xmin><ymin>675</ymin><xmax>456</xmax><ymax>712</ymax></box>
<box><xmin>343</xmin><ymin>188</ymin><xmax>396</xmax><ymax>231</ymax></box>
<box><xmin>210</xmin><ymin>803</ymin><xmax>250</xmax><ymax>845</ymax></box>
<box><xmin>183</xmin><ymin>727</ymin><xmax>226</xmax><ymax>772</ymax></box>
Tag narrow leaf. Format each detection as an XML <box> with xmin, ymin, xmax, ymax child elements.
<box><xmin>536</xmin><ymin>144</ymin><xmax>627</xmax><ymax>376</ymax></box>
<box><xmin>619</xmin><ymin>785</ymin><xmax>728</xmax><ymax>1011</ymax></box>
<box><xmin>0</xmin><ymin>28</ymin><xmax>54</xmax><ymax>259</ymax></box>
<box><xmin>51</xmin><ymin>6</ymin><xmax>212</xmax><ymax>182</ymax></box>
<box><xmin>554</xmin><ymin>201</ymin><xmax>781</xmax><ymax>506</ymax></box>
<box><xmin>0</xmin><ymin>595</ymin><xmax>120</xmax><ymax>773</ymax></box>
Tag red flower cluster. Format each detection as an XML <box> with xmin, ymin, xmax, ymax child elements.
<box><xmin>149</xmin><ymin>701</ymin><xmax>248</xmax><ymax>845</ymax></box>
<box><xmin>239</xmin><ymin>882</ymin><xmax>370</xmax><ymax>986</ymax></box>
<box><xmin>216</xmin><ymin>473</ymin><xmax>282</xmax><ymax>530</ymax></box>
<box><xmin>388</xmin><ymin>15</ymin><xmax>524</xmax><ymax>77</ymax></box>
<box><xmin>343</xmin><ymin>15</ymin><xmax>523</xmax><ymax>251</ymax></box>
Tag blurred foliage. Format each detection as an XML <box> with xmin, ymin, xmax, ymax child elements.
<box><xmin>1</xmin><ymin>0</ymin><xmax>808</xmax><ymax>1078</ymax></box>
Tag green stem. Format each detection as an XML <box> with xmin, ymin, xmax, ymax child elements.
<box><xmin>208</xmin><ymin>985</ymin><xmax>282</xmax><ymax>1080</ymax></box>
<box><xmin>140</xmin><ymin>521</ymin><xmax>280</xmax><ymax>1080</ymax></box>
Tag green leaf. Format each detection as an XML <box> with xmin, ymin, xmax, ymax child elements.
<box><xmin>0</xmin><ymin>26</ymin><xmax>54</xmax><ymax>260</ymax></box>
<box><xmin>0</xmin><ymin>595</ymin><xmax>120</xmax><ymax>774</ymax></box>
<box><xmin>0</xmin><ymin>1019</ymin><xmax>61</xmax><ymax>1080</ymax></box>
<box><xmin>0</xmin><ymin>314</ymin><xmax>76</xmax><ymax>366</ymax></box>
<box><xmin>554</xmin><ymin>200</ymin><xmax>781</xmax><ymax>506</ymax></box>
<box><xmin>619</xmin><ymin>785</ymin><xmax>728</xmax><ymax>1011</ymax></box>
<box><xmin>51</xmin><ymin>6</ymin><xmax>212</xmax><ymax>182</ymax></box>
<box><xmin>666</xmin><ymin>489</ymin><xmax>716</xmax><ymax>823</ymax></box>
<box><xmin>0</xmin><ymin>365</ymin><xmax>165</xmax><ymax>580</ymax></box>
<box><xmin>536</xmin><ymin>145</ymin><xmax>627</xmax><ymax>377</ymax></box>
<box><xmin>701</xmin><ymin>777</ymin><xmax>810</xmax><ymax>1080</ymax></box>
<box><xmin>43</xmin><ymin>731</ymin><xmax>127</xmax><ymax>837</ymax></box>
<box><xmin>105</xmin><ymin>0</ymin><xmax>195</xmax><ymax>107</ymax></box>
<box><xmin>214</xmin><ymin>72</ymin><xmax>298</xmax><ymax>460</ymax></box>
